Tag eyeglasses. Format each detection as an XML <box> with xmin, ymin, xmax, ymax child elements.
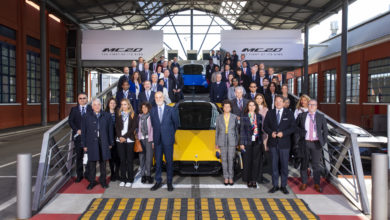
<box><xmin>79</xmin><ymin>97</ymin><xmax>87</xmax><ymax>100</ymax></box>
<box><xmin>250</xmin><ymin>86</ymin><xmax>257</xmax><ymax>88</ymax></box>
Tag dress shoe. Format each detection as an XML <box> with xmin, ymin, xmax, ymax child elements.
<box><xmin>251</xmin><ymin>181</ymin><xmax>257</xmax><ymax>188</ymax></box>
<box><xmin>101</xmin><ymin>182</ymin><xmax>109</xmax><ymax>189</ymax></box>
<box><xmin>268</xmin><ymin>186</ymin><xmax>279</xmax><ymax>193</ymax></box>
<box><xmin>229</xmin><ymin>182</ymin><xmax>234</xmax><ymax>186</ymax></box>
<box><xmin>167</xmin><ymin>183</ymin><xmax>174</xmax><ymax>192</ymax></box>
<box><xmin>299</xmin><ymin>184</ymin><xmax>307</xmax><ymax>191</ymax></box>
<box><xmin>141</xmin><ymin>176</ymin><xmax>146</xmax><ymax>184</ymax></box>
<box><xmin>87</xmin><ymin>182</ymin><xmax>98</xmax><ymax>190</ymax></box>
<box><xmin>147</xmin><ymin>176</ymin><xmax>154</xmax><ymax>184</ymax></box>
<box><xmin>247</xmin><ymin>182</ymin><xmax>252</xmax><ymax>188</ymax></box>
<box><xmin>314</xmin><ymin>184</ymin><xmax>322</xmax><ymax>193</ymax></box>
<box><xmin>110</xmin><ymin>176</ymin><xmax>117</xmax><ymax>182</ymax></box>
<box><xmin>280</xmin><ymin>187</ymin><xmax>289</xmax><ymax>194</ymax></box>
<box><xmin>75</xmin><ymin>176</ymin><xmax>83</xmax><ymax>183</ymax></box>
<box><xmin>151</xmin><ymin>182</ymin><xmax>162</xmax><ymax>191</ymax></box>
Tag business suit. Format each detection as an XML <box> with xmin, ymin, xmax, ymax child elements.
<box><xmin>115</xmin><ymin>113</ymin><xmax>138</xmax><ymax>182</ymax></box>
<box><xmin>139</xmin><ymin>90</ymin><xmax>156</xmax><ymax>107</ymax></box>
<box><xmin>209</xmin><ymin>82</ymin><xmax>227</xmax><ymax>103</ymax></box>
<box><xmin>265</xmin><ymin>92</ymin><xmax>279</xmax><ymax>110</ymax></box>
<box><xmin>150</xmin><ymin>104</ymin><xmax>179</xmax><ymax>184</ymax></box>
<box><xmin>231</xmin><ymin>98</ymin><xmax>249</xmax><ymax>118</ymax></box>
<box><xmin>235</xmin><ymin>74</ymin><xmax>249</xmax><ymax>91</ymax></box>
<box><xmin>206</xmin><ymin>63</ymin><xmax>216</xmax><ymax>83</ymax></box>
<box><xmin>69</xmin><ymin>104</ymin><xmax>92</xmax><ymax>180</ymax></box>
<box><xmin>141</xmin><ymin>70</ymin><xmax>153</xmax><ymax>82</ymax></box>
<box><xmin>172</xmin><ymin>74</ymin><xmax>184</xmax><ymax>103</ymax></box>
<box><xmin>215</xmin><ymin>113</ymin><xmax>239</xmax><ymax>179</ymax></box>
<box><xmin>162</xmin><ymin>77</ymin><xmax>174</xmax><ymax>101</ymax></box>
<box><xmin>129</xmin><ymin>67</ymin><xmax>138</xmax><ymax>76</ymax></box>
<box><xmin>249</xmin><ymin>73</ymin><xmax>261</xmax><ymax>93</ymax></box>
<box><xmin>245</xmin><ymin>92</ymin><xmax>259</xmax><ymax>101</ymax></box>
<box><xmin>240</xmin><ymin>114</ymin><xmax>263</xmax><ymax>182</ymax></box>
<box><xmin>263</xmin><ymin>108</ymin><xmax>296</xmax><ymax>188</ymax></box>
<box><xmin>151</xmin><ymin>83</ymin><xmax>163</xmax><ymax>93</ymax></box>
<box><xmin>170</xmin><ymin>62</ymin><xmax>180</xmax><ymax>70</ymax></box>
<box><xmin>149</xmin><ymin>62</ymin><xmax>158</xmax><ymax>73</ymax></box>
<box><xmin>81</xmin><ymin>111</ymin><xmax>114</xmax><ymax>184</ymax></box>
<box><xmin>296</xmin><ymin>111</ymin><xmax>328</xmax><ymax>185</ymax></box>
<box><xmin>221</xmin><ymin>70</ymin><xmax>234</xmax><ymax>82</ymax></box>
<box><xmin>242</xmin><ymin>67</ymin><xmax>250</xmax><ymax>77</ymax></box>
<box><xmin>116</xmin><ymin>90</ymin><xmax>136</xmax><ymax>111</ymax></box>
<box><xmin>117</xmin><ymin>74</ymin><xmax>131</xmax><ymax>92</ymax></box>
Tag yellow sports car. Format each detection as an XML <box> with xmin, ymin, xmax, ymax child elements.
<box><xmin>172</xmin><ymin>101</ymin><xmax>222</xmax><ymax>174</ymax></box>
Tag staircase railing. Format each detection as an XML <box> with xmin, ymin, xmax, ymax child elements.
<box><xmin>32</xmin><ymin>81</ymin><xmax>118</xmax><ymax>212</ymax></box>
<box><xmin>290</xmin><ymin>94</ymin><xmax>370</xmax><ymax>214</ymax></box>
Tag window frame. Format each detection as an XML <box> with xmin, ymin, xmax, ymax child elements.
<box><xmin>0</xmin><ymin>41</ymin><xmax>17</xmax><ymax>103</ymax></box>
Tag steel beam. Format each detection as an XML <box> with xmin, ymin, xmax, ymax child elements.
<box><xmin>303</xmin><ymin>23</ymin><xmax>309</xmax><ymax>95</ymax></box>
<box><xmin>40</xmin><ymin>0</ymin><xmax>47</xmax><ymax>126</ymax></box>
<box><xmin>340</xmin><ymin>0</ymin><xmax>348</xmax><ymax>123</ymax></box>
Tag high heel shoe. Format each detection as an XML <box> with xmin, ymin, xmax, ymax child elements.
<box><xmin>224</xmin><ymin>179</ymin><xmax>229</xmax><ymax>186</ymax></box>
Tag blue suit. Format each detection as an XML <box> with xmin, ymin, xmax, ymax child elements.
<box><xmin>209</xmin><ymin>82</ymin><xmax>227</xmax><ymax>103</ymax></box>
<box><xmin>116</xmin><ymin>90</ymin><xmax>137</xmax><ymax>112</ymax></box>
<box><xmin>150</xmin><ymin>104</ymin><xmax>179</xmax><ymax>184</ymax></box>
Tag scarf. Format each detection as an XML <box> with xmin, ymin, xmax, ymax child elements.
<box><xmin>140</xmin><ymin>113</ymin><xmax>150</xmax><ymax>136</ymax></box>
<box><xmin>248</xmin><ymin>113</ymin><xmax>258</xmax><ymax>137</ymax></box>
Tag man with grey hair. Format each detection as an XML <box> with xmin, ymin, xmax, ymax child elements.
<box><xmin>209</xmin><ymin>73</ymin><xmax>227</xmax><ymax>103</ymax></box>
<box><xmin>81</xmin><ymin>98</ymin><xmax>114</xmax><ymax>190</ymax></box>
<box><xmin>231</xmin><ymin>86</ymin><xmax>249</xmax><ymax>118</ymax></box>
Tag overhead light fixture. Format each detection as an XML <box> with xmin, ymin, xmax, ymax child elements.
<box><xmin>49</xmin><ymin>14</ymin><xmax>61</xmax><ymax>23</ymax></box>
<box><xmin>26</xmin><ymin>0</ymin><xmax>40</xmax><ymax>10</ymax></box>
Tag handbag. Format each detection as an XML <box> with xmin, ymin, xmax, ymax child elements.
<box><xmin>134</xmin><ymin>139</ymin><xmax>143</xmax><ymax>152</ymax></box>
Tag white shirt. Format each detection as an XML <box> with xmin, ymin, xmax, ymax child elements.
<box><xmin>138</xmin><ymin>63</ymin><xmax>143</xmax><ymax>71</ymax></box>
<box><xmin>294</xmin><ymin>107</ymin><xmax>308</xmax><ymax>119</ymax></box>
<box><xmin>79</xmin><ymin>105</ymin><xmax>87</xmax><ymax>113</ymax></box>
<box><xmin>157</xmin><ymin>104</ymin><xmax>165</xmax><ymax>120</ymax></box>
<box><xmin>152</xmin><ymin>83</ymin><xmax>158</xmax><ymax>92</ymax></box>
<box><xmin>117</xmin><ymin>115</ymin><xmax>134</xmax><ymax>143</ymax></box>
<box><xmin>145</xmin><ymin>89</ymin><xmax>152</xmax><ymax>101</ymax></box>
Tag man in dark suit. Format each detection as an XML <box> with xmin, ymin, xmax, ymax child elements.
<box><xmin>141</xmin><ymin>63</ymin><xmax>152</xmax><ymax>82</ymax></box>
<box><xmin>149</xmin><ymin>57</ymin><xmax>158</xmax><ymax>73</ymax></box>
<box><xmin>266</xmin><ymin>67</ymin><xmax>275</xmax><ymax>81</ymax></box>
<box><xmin>151</xmin><ymin>73</ymin><xmax>163</xmax><ymax>93</ymax></box>
<box><xmin>296</xmin><ymin>99</ymin><xmax>328</xmax><ymax>193</ymax></box>
<box><xmin>170</xmin><ymin>57</ymin><xmax>180</xmax><ymax>70</ymax></box>
<box><xmin>150</xmin><ymin>91</ymin><xmax>179</xmax><ymax>192</ymax></box>
<box><xmin>259</xmin><ymin>77</ymin><xmax>270</xmax><ymax>95</ymax></box>
<box><xmin>138</xmin><ymin>81</ymin><xmax>156</xmax><ymax>107</ymax></box>
<box><xmin>231</xmin><ymin>50</ymin><xmax>239</xmax><ymax>70</ymax></box>
<box><xmin>130</xmin><ymin>60</ymin><xmax>138</xmax><ymax>76</ymax></box>
<box><xmin>162</xmin><ymin>69</ymin><xmax>174</xmax><ymax>101</ymax></box>
<box><xmin>235</xmin><ymin>68</ymin><xmax>249</xmax><ymax>92</ymax></box>
<box><xmin>117</xmin><ymin>67</ymin><xmax>131</xmax><ymax>92</ymax></box>
<box><xmin>81</xmin><ymin>98</ymin><xmax>114</xmax><ymax>190</ymax></box>
<box><xmin>263</xmin><ymin>95</ymin><xmax>296</xmax><ymax>194</ymax></box>
<box><xmin>209</xmin><ymin>73</ymin><xmax>227</xmax><ymax>103</ymax></box>
<box><xmin>157</xmin><ymin>55</ymin><xmax>165</xmax><ymax>65</ymax></box>
<box><xmin>138</xmin><ymin>57</ymin><xmax>144</xmax><ymax>72</ymax></box>
<box><xmin>171</xmin><ymin>66</ymin><xmax>184</xmax><ymax>103</ymax></box>
<box><xmin>116</xmin><ymin>81</ymin><xmax>136</xmax><ymax>110</ymax></box>
<box><xmin>242</xmin><ymin>61</ymin><xmax>250</xmax><ymax>76</ymax></box>
<box><xmin>249</xmin><ymin>66</ymin><xmax>260</xmax><ymax>90</ymax></box>
<box><xmin>231</xmin><ymin>86</ymin><xmax>249</xmax><ymax>118</ymax></box>
<box><xmin>240</xmin><ymin>54</ymin><xmax>250</xmax><ymax>67</ymax></box>
<box><xmin>245</xmin><ymin>82</ymin><xmax>259</xmax><ymax>100</ymax></box>
<box><xmin>206</xmin><ymin>58</ymin><xmax>216</xmax><ymax>84</ymax></box>
<box><xmin>69</xmin><ymin>93</ymin><xmax>92</xmax><ymax>183</ymax></box>
<box><xmin>222</xmin><ymin>64</ymin><xmax>233</xmax><ymax>82</ymax></box>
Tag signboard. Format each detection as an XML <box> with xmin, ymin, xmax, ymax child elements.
<box><xmin>221</xmin><ymin>30</ymin><xmax>303</xmax><ymax>60</ymax></box>
<box><xmin>81</xmin><ymin>30</ymin><xmax>163</xmax><ymax>60</ymax></box>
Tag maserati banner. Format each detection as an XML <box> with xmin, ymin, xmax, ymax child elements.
<box><xmin>81</xmin><ymin>30</ymin><xmax>163</xmax><ymax>60</ymax></box>
<box><xmin>221</xmin><ymin>30</ymin><xmax>303</xmax><ymax>60</ymax></box>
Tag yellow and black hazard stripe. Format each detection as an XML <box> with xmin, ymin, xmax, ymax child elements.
<box><xmin>79</xmin><ymin>198</ymin><xmax>319</xmax><ymax>220</ymax></box>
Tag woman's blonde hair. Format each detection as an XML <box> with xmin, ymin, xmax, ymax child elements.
<box><xmin>296</xmin><ymin>94</ymin><xmax>311</xmax><ymax>110</ymax></box>
<box><xmin>254</xmin><ymin>93</ymin><xmax>267</xmax><ymax>108</ymax></box>
<box><xmin>118</xmin><ymin>98</ymin><xmax>134</xmax><ymax>119</ymax></box>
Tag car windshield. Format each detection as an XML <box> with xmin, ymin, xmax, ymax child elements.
<box><xmin>177</xmin><ymin>102</ymin><xmax>219</xmax><ymax>130</ymax></box>
<box><xmin>183</xmin><ymin>65</ymin><xmax>203</xmax><ymax>75</ymax></box>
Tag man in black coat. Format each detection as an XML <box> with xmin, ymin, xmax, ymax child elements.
<box><xmin>139</xmin><ymin>80</ymin><xmax>156</xmax><ymax>107</ymax></box>
<box><xmin>245</xmin><ymin>82</ymin><xmax>259</xmax><ymax>100</ymax></box>
<box><xmin>249</xmin><ymin>67</ymin><xmax>260</xmax><ymax>91</ymax></box>
<box><xmin>171</xmin><ymin>66</ymin><xmax>184</xmax><ymax>103</ymax></box>
<box><xmin>149</xmin><ymin>57</ymin><xmax>158</xmax><ymax>73</ymax></box>
<box><xmin>209</xmin><ymin>73</ymin><xmax>227</xmax><ymax>103</ymax></box>
<box><xmin>141</xmin><ymin>63</ymin><xmax>152</xmax><ymax>82</ymax></box>
<box><xmin>205</xmin><ymin>58</ymin><xmax>216</xmax><ymax>84</ymax></box>
<box><xmin>68</xmin><ymin>93</ymin><xmax>92</xmax><ymax>183</ymax></box>
<box><xmin>117</xmin><ymin>67</ymin><xmax>131</xmax><ymax>92</ymax></box>
<box><xmin>116</xmin><ymin>81</ymin><xmax>136</xmax><ymax>110</ymax></box>
<box><xmin>162</xmin><ymin>69</ymin><xmax>175</xmax><ymax>101</ymax></box>
<box><xmin>231</xmin><ymin>50</ymin><xmax>239</xmax><ymax>70</ymax></box>
<box><xmin>231</xmin><ymin>86</ymin><xmax>249</xmax><ymax>118</ymax></box>
<box><xmin>263</xmin><ymin>95</ymin><xmax>296</xmax><ymax>194</ymax></box>
<box><xmin>170</xmin><ymin>57</ymin><xmax>180</xmax><ymax>70</ymax></box>
<box><xmin>296</xmin><ymin>99</ymin><xmax>328</xmax><ymax>193</ymax></box>
<box><xmin>221</xmin><ymin>64</ymin><xmax>234</xmax><ymax>82</ymax></box>
<box><xmin>81</xmin><ymin>98</ymin><xmax>114</xmax><ymax>190</ymax></box>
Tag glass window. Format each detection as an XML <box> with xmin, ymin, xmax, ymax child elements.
<box><xmin>27</xmin><ymin>51</ymin><xmax>41</xmax><ymax>103</ymax></box>
<box><xmin>347</xmin><ymin>64</ymin><xmax>360</xmax><ymax>103</ymax></box>
<box><xmin>0</xmin><ymin>41</ymin><xmax>16</xmax><ymax>103</ymax></box>
<box><xmin>368</xmin><ymin>57</ymin><xmax>390</xmax><ymax>103</ymax></box>
<box><xmin>50</xmin><ymin>58</ymin><xmax>60</xmax><ymax>103</ymax></box>
<box><xmin>288</xmin><ymin>78</ymin><xmax>294</xmax><ymax>94</ymax></box>
<box><xmin>309</xmin><ymin>73</ymin><xmax>318</xmax><ymax>99</ymax></box>
<box><xmin>323</xmin><ymin>69</ymin><xmax>337</xmax><ymax>103</ymax></box>
<box><xmin>66</xmin><ymin>65</ymin><xmax>74</xmax><ymax>103</ymax></box>
<box><xmin>178</xmin><ymin>102</ymin><xmax>219</xmax><ymax>130</ymax></box>
<box><xmin>297</xmin><ymin>77</ymin><xmax>302</xmax><ymax>96</ymax></box>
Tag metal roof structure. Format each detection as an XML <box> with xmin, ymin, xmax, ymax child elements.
<box><xmin>42</xmin><ymin>0</ymin><xmax>354</xmax><ymax>31</ymax></box>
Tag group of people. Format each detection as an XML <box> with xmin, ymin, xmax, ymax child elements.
<box><xmin>68</xmin><ymin>52</ymin><xmax>328</xmax><ymax>194</ymax></box>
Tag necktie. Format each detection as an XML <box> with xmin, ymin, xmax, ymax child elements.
<box><xmin>81</xmin><ymin>106</ymin><xmax>85</xmax><ymax>116</ymax></box>
<box><xmin>277</xmin><ymin>110</ymin><xmax>281</xmax><ymax>125</ymax></box>
<box><xmin>147</xmin><ymin>71</ymin><xmax>150</xmax><ymax>81</ymax></box>
<box><xmin>158</xmin><ymin>106</ymin><xmax>163</xmax><ymax>122</ymax></box>
<box><xmin>146</xmin><ymin>91</ymin><xmax>150</xmax><ymax>101</ymax></box>
<box><xmin>164</xmin><ymin>79</ymin><xmax>168</xmax><ymax>88</ymax></box>
<box><xmin>239</xmin><ymin>99</ymin><xmax>243</xmax><ymax>110</ymax></box>
<box><xmin>252</xmin><ymin>75</ymin><xmax>255</xmax><ymax>81</ymax></box>
<box><xmin>251</xmin><ymin>94</ymin><xmax>254</xmax><ymax>99</ymax></box>
<box><xmin>153</xmin><ymin>84</ymin><xmax>156</xmax><ymax>92</ymax></box>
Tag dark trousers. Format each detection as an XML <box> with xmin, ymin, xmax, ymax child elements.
<box><xmin>155</xmin><ymin>143</ymin><xmax>173</xmax><ymax>184</ymax></box>
<box><xmin>109</xmin><ymin>143</ymin><xmax>120</xmax><ymax>179</ymax></box>
<box><xmin>75</xmin><ymin>138</ymin><xmax>89</xmax><ymax>179</ymax></box>
<box><xmin>243</xmin><ymin>141</ymin><xmax>261</xmax><ymax>182</ymax></box>
<box><xmin>300</xmin><ymin>141</ymin><xmax>322</xmax><ymax>185</ymax></box>
<box><xmin>117</xmin><ymin>142</ymin><xmax>134</xmax><ymax>182</ymax></box>
<box><xmin>270</xmin><ymin>146</ymin><xmax>290</xmax><ymax>187</ymax></box>
<box><xmin>88</xmin><ymin>139</ymin><xmax>107</xmax><ymax>184</ymax></box>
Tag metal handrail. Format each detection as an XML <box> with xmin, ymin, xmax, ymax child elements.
<box><xmin>290</xmin><ymin>93</ymin><xmax>370</xmax><ymax>214</ymax></box>
<box><xmin>32</xmin><ymin>81</ymin><xmax>119</xmax><ymax>212</ymax></box>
